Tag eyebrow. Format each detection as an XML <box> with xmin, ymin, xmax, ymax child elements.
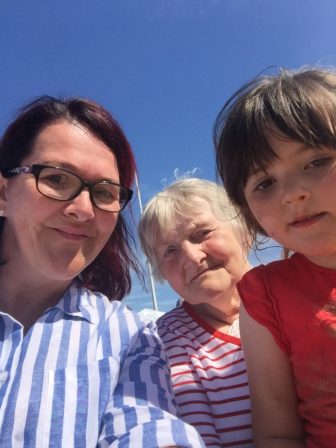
<box><xmin>158</xmin><ymin>239</ymin><xmax>176</xmax><ymax>248</ymax></box>
<box><xmin>248</xmin><ymin>142</ymin><xmax>320</xmax><ymax>178</ymax></box>
<box><xmin>249</xmin><ymin>167</ymin><xmax>268</xmax><ymax>177</ymax></box>
<box><xmin>40</xmin><ymin>160</ymin><xmax>76</xmax><ymax>170</ymax></box>
<box><xmin>38</xmin><ymin>160</ymin><xmax>120</xmax><ymax>183</ymax></box>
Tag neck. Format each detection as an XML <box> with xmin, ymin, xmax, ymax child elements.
<box><xmin>192</xmin><ymin>290</ymin><xmax>240</xmax><ymax>332</ymax></box>
<box><xmin>0</xmin><ymin>263</ymin><xmax>71</xmax><ymax>331</ymax></box>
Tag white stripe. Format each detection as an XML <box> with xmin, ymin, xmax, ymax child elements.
<box><xmin>35</xmin><ymin>315</ymin><xmax>62</xmax><ymax>445</ymax></box>
<box><xmin>85</xmin><ymin>360</ymin><xmax>100</xmax><ymax>446</ymax></box>
<box><xmin>0</xmin><ymin>285</ymin><xmax>204</xmax><ymax>447</ymax></box>
<box><xmin>12</xmin><ymin>321</ymin><xmax>44</xmax><ymax>448</ymax></box>
<box><xmin>60</xmin><ymin>318</ymin><xmax>82</xmax><ymax>446</ymax></box>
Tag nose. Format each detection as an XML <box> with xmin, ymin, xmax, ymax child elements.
<box><xmin>282</xmin><ymin>176</ymin><xmax>311</xmax><ymax>205</ymax></box>
<box><xmin>63</xmin><ymin>189</ymin><xmax>95</xmax><ymax>221</ymax></box>
<box><xmin>181</xmin><ymin>240</ymin><xmax>206</xmax><ymax>267</ymax></box>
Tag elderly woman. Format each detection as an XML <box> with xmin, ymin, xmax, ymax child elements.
<box><xmin>139</xmin><ymin>178</ymin><xmax>254</xmax><ymax>447</ymax></box>
<box><xmin>0</xmin><ymin>97</ymin><xmax>204</xmax><ymax>448</ymax></box>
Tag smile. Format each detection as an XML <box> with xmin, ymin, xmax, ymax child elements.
<box><xmin>191</xmin><ymin>269</ymin><xmax>209</xmax><ymax>283</ymax></box>
<box><xmin>53</xmin><ymin>227</ymin><xmax>89</xmax><ymax>241</ymax></box>
<box><xmin>189</xmin><ymin>264</ymin><xmax>222</xmax><ymax>284</ymax></box>
<box><xmin>290</xmin><ymin>212</ymin><xmax>326</xmax><ymax>228</ymax></box>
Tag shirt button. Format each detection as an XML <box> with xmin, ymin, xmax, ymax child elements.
<box><xmin>0</xmin><ymin>371</ymin><xmax>8</xmax><ymax>383</ymax></box>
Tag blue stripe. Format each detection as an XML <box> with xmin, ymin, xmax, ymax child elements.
<box><xmin>23</xmin><ymin>308</ymin><xmax>58</xmax><ymax>445</ymax></box>
<box><xmin>171</xmin><ymin>417</ymin><xmax>193</xmax><ymax>447</ymax></box>
<box><xmin>56</xmin><ymin>314</ymin><xmax>72</xmax><ymax>369</ymax></box>
<box><xmin>98</xmin><ymin>358</ymin><xmax>112</xmax><ymax>427</ymax></box>
<box><xmin>97</xmin><ymin>295</ymin><xmax>113</xmax><ymax>359</ymax></box>
<box><xmin>149</xmin><ymin>352</ymin><xmax>172</xmax><ymax>410</ymax></box>
<box><xmin>142</xmin><ymin>419</ymin><xmax>158</xmax><ymax>447</ymax></box>
<box><xmin>0</xmin><ymin>285</ymin><xmax>203</xmax><ymax>447</ymax></box>
<box><xmin>115</xmin><ymin>306</ymin><xmax>131</xmax><ymax>362</ymax></box>
<box><xmin>48</xmin><ymin>314</ymin><xmax>73</xmax><ymax>444</ymax></box>
<box><xmin>0</xmin><ymin>320</ymin><xmax>21</xmax><ymax>407</ymax></box>
<box><xmin>0</xmin><ymin>329</ymin><xmax>33</xmax><ymax>445</ymax></box>
<box><xmin>73</xmin><ymin>313</ymin><xmax>90</xmax><ymax>447</ymax></box>
<box><xmin>0</xmin><ymin>316</ymin><xmax>6</xmax><ymax>345</ymax></box>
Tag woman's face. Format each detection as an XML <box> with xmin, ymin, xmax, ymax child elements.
<box><xmin>0</xmin><ymin>120</ymin><xmax>120</xmax><ymax>285</ymax></box>
<box><xmin>157</xmin><ymin>201</ymin><xmax>249</xmax><ymax>307</ymax></box>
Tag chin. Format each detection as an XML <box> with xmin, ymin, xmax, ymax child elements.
<box><xmin>46</xmin><ymin>259</ymin><xmax>88</xmax><ymax>281</ymax></box>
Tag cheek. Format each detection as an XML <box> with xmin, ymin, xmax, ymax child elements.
<box><xmin>247</xmin><ymin>200</ymin><xmax>270</xmax><ymax>229</ymax></box>
<box><xmin>253</xmin><ymin>204</ymin><xmax>277</xmax><ymax>229</ymax></box>
<box><xmin>98</xmin><ymin>214</ymin><xmax>119</xmax><ymax>239</ymax></box>
<box><xmin>161</xmin><ymin>264</ymin><xmax>183</xmax><ymax>288</ymax></box>
<box><xmin>204</xmin><ymin>234</ymin><xmax>241</xmax><ymax>260</ymax></box>
<box><xmin>6</xmin><ymin>180</ymin><xmax>54</xmax><ymax>223</ymax></box>
<box><xmin>245</xmin><ymin>196</ymin><xmax>259</xmax><ymax>217</ymax></box>
<box><xmin>6</xmin><ymin>198</ymin><xmax>44</xmax><ymax>236</ymax></box>
<box><xmin>204</xmin><ymin>240</ymin><xmax>228</xmax><ymax>260</ymax></box>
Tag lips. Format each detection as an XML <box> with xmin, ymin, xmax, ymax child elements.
<box><xmin>190</xmin><ymin>268</ymin><xmax>209</xmax><ymax>283</ymax></box>
<box><xmin>290</xmin><ymin>212</ymin><xmax>326</xmax><ymax>227</ymax></box>
<box><xmin>53</xmin><ymin>227</ymin><xmax>89</xmax><ymax>240</ymax></box>
<box><xmin>189</xmin><ymin>264</ymin><xmax>222</xmax><ymax>284</ymax></box>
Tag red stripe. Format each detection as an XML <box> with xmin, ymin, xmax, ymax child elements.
<box><xmin>174</xmin><ymin>380</ymin><xmax>249</xmax><ymax>392</ymax></box>
<box><xmin>177</xmin><ymin>394</ymin><xmax>251</xmax><ymax>407</ymax></box>
<box><xmin>170</xmin><ymin>357</ymin><xmax>245</xmax><ymax>373</ymax></box>
<box><xmin>163</xmin><ymin>339</ymin><xmax>229</xmax><ymax>354</ymax></box>
<box><xmin>180</xmin><ymin>408</ymin><xmax>251</xmax><ymax>419</ymax></box>
<box><xmin>173</xmin><ymin>369</ymin><xmax>248</xmax><ymax>384</ymax></box>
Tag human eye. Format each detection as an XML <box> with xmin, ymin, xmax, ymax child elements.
<box><xmin>193</xmin><ymin>228</ymin><xmax>212</xmax><ymax>242</ymax></box>
<box><xmin>163</xmin><ymin>245</ymin><xmax>178</xmax><ymax>260</ymax></box>
<box><xmin>253</xmin><ymin>177</ymin><xmax>276</xmax><ymax>192</ymax></box>
<box><xmin>39</xmin><ymin>169</ymin><xmax>72</xmax><ymax>189</ymax></box>
<box><xmin>94</xmin><ymin>184</ymin><xmax>119</xmax><ymax>204</ymax></box>
<box><xmin>305</xmin><ymin>156</ymin><xmax>334</xmax><ymax>169</ymax></box>
<box><xmin>94</xmin><ymin>188</ymin><xmax>114</xmax><ymax>202</ymax></box>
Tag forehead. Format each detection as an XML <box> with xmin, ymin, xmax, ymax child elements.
<box><xmin>266</xmin><ymin>132</ymin><xmax>306</xmax><ymax>152</ymax></box>
<box><xmin>157</xmin><ymin>201</ymin><xmax>219</xmax><ymax>243</ymax></box>
<box><xmin>248</xmin><ymin>131</ymin><xmax>315</xmax><ymax>177</ymax></box>
<box><xmin>25</xmin><ymin>120</ymin><xmax>119</xmax><ymax>179</ymax></box>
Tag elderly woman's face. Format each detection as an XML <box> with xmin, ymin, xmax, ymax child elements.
<box><xmin>0</xmin><ymin>120</ymin><xmax>120</xmax><ymax>284</ymax></box>
<box><xmin>157</xmin><ymin>202</ymin><xmax>248</xmax><ymax>307</ymax></box>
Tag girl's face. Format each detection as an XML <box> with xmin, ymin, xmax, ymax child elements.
<box><xmin>244</xmin><ymin>134</ymin><xmax>336</xmax><ymax>268</ymax></box>
<box><xmin>0</xmin><ymin>120</ymin><xmax>120</xmax><ymax>286</ymax></box>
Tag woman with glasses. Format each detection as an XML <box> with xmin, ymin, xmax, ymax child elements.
<box><xmin>0</xmin><ymin>96</ymin><xmax>204</xmax><ymax>447</ymax></box>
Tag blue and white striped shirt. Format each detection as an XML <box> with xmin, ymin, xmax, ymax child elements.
<box><xmin>0</xmin><ymin>281</ymin><xmax>204</xmax><ymax>447</ymax></box>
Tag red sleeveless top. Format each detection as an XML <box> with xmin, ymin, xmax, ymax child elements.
<box><xmin>238</xmin><ymin>253</ymin><xmax>336</xmax><ymax>448</ymax></box>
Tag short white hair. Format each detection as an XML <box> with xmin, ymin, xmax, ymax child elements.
<box><xmin>138</xmin><ymin>178</ymin><xmax>248</xmax><ymax>281</ymax></box>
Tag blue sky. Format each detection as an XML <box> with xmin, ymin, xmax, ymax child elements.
<box><xmin>1</xmin><ymin>0</ymin><xmax>335</xmax><ymax>312</ymax></box>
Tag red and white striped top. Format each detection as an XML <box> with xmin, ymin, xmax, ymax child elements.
<box><xmin>157</xmin><ymin>302</ymin><xmax>254</xmax><ymax>448</ymax></box>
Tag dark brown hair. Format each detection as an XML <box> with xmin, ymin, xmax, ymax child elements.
<box><xmin>0</xmin><ymin>95</ymin><xmax>142</xmax><ymax>300</ymax></box>
<box><xmin>214</xmin><ymin>67</ymin><xmax>336</xmax><ymax>241</ymax></box>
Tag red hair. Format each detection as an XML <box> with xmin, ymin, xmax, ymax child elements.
<box><xmin>0</xmin><ymin>95</ymin><xmax>142</xmax><ymax>300</ymax></box>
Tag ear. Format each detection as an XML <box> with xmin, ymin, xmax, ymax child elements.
<box><xmin>0</xmin><ymin>174</ymin><xmax>8</xmax><ymax>216</ymax></box>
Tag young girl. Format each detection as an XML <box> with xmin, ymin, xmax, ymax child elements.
<box><xmin>214</xmin><ymin>67</ymin><xmax>336</xmax><ymax>448</ymax></box>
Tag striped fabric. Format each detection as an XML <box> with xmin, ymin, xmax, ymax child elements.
<box><xmin>0</xmin><ymin>281</ymin><xmax>204</xmax><ymax>448</ymax></box>
<box><xmin>157</xmin><ymin>302</ymin><xmax>254</xmax><ymax>448</ymax></box>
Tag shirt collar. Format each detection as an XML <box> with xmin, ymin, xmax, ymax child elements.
<box><xmin>53</xmin><ymin>279</ymin><xmax>103</xmax><ymax>324</ymax></box>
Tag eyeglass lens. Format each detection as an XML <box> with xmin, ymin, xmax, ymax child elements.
<box><xmin>37</xmin><ymin>167</ymin><xmax>127</xmax><ymax>211</ymax></box>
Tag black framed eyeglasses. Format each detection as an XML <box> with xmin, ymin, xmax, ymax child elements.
<box><xmin>1</xmin><ymin>164</ymin><xmax>133</xmax><ymax>212</ymax></box>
